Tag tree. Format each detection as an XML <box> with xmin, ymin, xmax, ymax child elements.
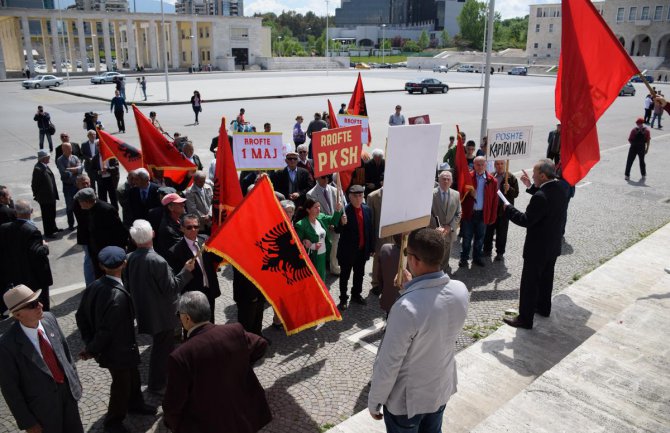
<box><xmin>457</xmin><ymin>0</ymin><xmax>488</xmax><ymax>51</ymax></box>
<box><xmin>403</xmin><ymin>40</ymin><xmax>421</xmax><ymax>52</ymax></box>
<box><xmin>418</xmin><ymin>30</ymin><xmax>430</xmax><ymax>50</ymax></box>
<box><xmin>440</xmin><ymin>30</ymin><xmax>451</xmax><ymax>48</ymax></box>
<box><xmin>381</xmin><ymin>39</ymin><xmax>391</xmax><ymax>50</ymax></box>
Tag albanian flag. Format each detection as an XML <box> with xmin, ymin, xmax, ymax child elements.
<box><xmin>97</xmin><ymin>127</ymin><xmax>143</xmax><ymax>172</ymax></box>
<box><xmin>455</xmin><ymin>125</ymin><xmax>474</xmax><ymax>203</ymax></box>
<box><xmin>556</xmin><ymin>0</ymin><xmax>639</xmax><ymax>185</ymax></box>
<box><xmin>205</xmin><ymin>175</ymin><xmax>341</xmax><ymax>335</ymax></box>
<box><xmin>211</xmin><ymin>116</ymin><xmax>243</xmax><ymax>235</ymax></box>
<box><xmin>132</xmin><ymin>105</ymin><xmax>196</xmax><ymax>185</ymax></box>
<box><xmin>347</xmin><ymin>72</ymin><xmax>372</xmax><ymax>144</ymax></box>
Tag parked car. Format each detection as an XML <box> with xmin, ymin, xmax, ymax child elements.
<box><xmin>619</xmin><ymin>82</ymin><xmax>636</xmax><ymax>96</ymax></box>
<box><xmin>629</xmin><ymin>75</ymin><xmax>654</xmax><ymax>83</ymax></box>
<box><xmin>405</xmin><ymin>78</ymin><xmax>449</xmax><ymax>94</ymax></box>
<box><xmin>355</xmin><ymin>63</ymin><xmax>370</xmax><ymax>70</ymax></box>
<box><xmin>508</xmin><ymin>66</ymin><xmax>528</xmax><ymax>76</ymax></box>
<box><xmin>378</xmin><ymin>63</ymin><xmax>392</xmax><ymax>69</ymax></box>
<box><xmin>90</xmin><ymin>71</ymin><xmax>125</xmax><ymax>84</ymax></box>
<box><xmin>433</xmin><ymin>65</ymin><xmax>449</xmax><ymax>73</ymax></box>
<box><xmin>456</xmin><ymin>64</ymin><xmax>482</xmax><ymax>73</ymax></box>
<box><xmin>22</xmin><ymin>74</ymin><xmax>64</xmax><ymax>89</ymax></box>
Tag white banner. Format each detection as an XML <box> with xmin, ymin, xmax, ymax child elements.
<box><xmin>486</xmin><ymin>125</ymin><xmax>534</xmax><ymax>161</ymax></box>
<box><xmin>336</xmin><ymin>114</ymin><xmax>369</xmax><ymax>144</ymax></box>
<box><xmin>232</xmin><ymin>132</ymin><xmax>285</xmax><ymax>170</ymax></box>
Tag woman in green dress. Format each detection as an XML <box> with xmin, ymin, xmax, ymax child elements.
<box><xmin>294</xmin><ymin>198</ymin><xmax>343</xmax><ymax>281</ymax></box>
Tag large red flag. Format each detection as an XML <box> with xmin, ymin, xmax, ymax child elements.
<box><xmin>556</xmin><ymin>0</ymin><xmax>639</xmax><ymax>185</ymax></box>
<box><xmin>97</xmin><ymin>128</ymin><xmax>144</xmax><ymax>172</ymax></box>
<box><xmin>328</xmin><ymin>99</ymin><xmax>353</xmax><ymax>192</ymax></box>
<box><xmin>132</xmin><ymin>105</ymin><xmax>196</xmax><ymax>185</ymax></box>
<box><xmin>205</xmin><ymin>176</ymin><xmax>341</xmax><ymax>335</ymax></box>
<box><xmin>347</xmin><ymin>72</ymin><xmax>372</xmax><ymax>144</ymax></box>
<box><xmin>455</xmin><ymin>126</ymin><xmax>474</xmax><ymax>203</ymax></box>
<box><xmin>211</xmin><ymin>116</ymin><xmax>243</xmax><ymax>235</ymax></box>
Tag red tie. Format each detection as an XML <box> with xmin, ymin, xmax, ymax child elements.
<box><xmin>38</xmin><ymin>329</ymin><xmax>65</xmax><ymax>384</ymax></box>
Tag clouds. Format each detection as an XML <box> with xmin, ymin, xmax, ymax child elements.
<box><xmin>496</xmin><ymin>0</ymin><xmax>558</xmax><ymax>19</ymax></box>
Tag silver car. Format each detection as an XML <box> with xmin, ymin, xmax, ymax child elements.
<box><xmin>90</xmin><ymin>71</ymin><xmax>126</xmax><ymax>84</ymax></box>
<box><xmin>619</xmin><ymin>82</ymin><xmax>635</xmax><ymax>96</ymax></box>
<box><xmin>22</xmin><ymin>75</ymin><xmax>64</xmax><ymax>89</ymax></box>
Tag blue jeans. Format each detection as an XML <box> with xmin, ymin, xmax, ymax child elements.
<box><xmin>82</xmin><ymin>245</ymin><xmax>96</xmax><ymax>286</ymax></box>
<box><xmin>39</xmin><ymin>129</ymin><xmax>53</xmax><ymax>150</ymax></box>
<box><xmin>461</xmin><ymin>210</ymin><xmax>486</xmax><ymax>261</ymax></box>
<box><xmin>383</xmin><ymin>405</ymin><xmax>446</xmax><ymax>433</ymax></box>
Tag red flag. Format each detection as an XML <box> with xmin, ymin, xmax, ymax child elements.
<box><xmin>97</xmin><ymin>128</ymin><xmax>144</xmax><ymax>172</ymax></box>
<box><xmin>205</xmin><ymin>176</ymin><xmax>341</xmax><ymax>335</ymax></box>
<box><xmin>455</xmin><ymin>126</ymin><xmax>474</xmax><ymax>202</ymax></box>
<box><xmin>211</xmin><ymin>116</ymin><xmax>243</xmax><ymax>235</ymax></box>
<box><xmin>556</xmin><ymin>0</ymin><xmax>639</xmax><ymax>185</ymax></box>
<box><xmin>347</xmin><ymin>72</ymin><xmax>372</xmax><ymax>144</ymax></box>
<box><xmin>132</xmin><ymin>105</ymin><xmax>196</xmax><ymax>185</ymax></box>
<box><xmin>329</xmin><ymin>99</ymin><xmax>357</xmax><ymax>192</ymax></box>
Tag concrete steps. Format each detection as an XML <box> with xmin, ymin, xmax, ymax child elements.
<box><xmin>327</xmin><ymin>222</ymin><xmax>670</xmax><ymax>433</ymax></box>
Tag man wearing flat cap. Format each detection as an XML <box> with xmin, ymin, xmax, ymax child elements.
<box><xmin>271</xmin><ymin>151</ymin><xmax>313</xmax><ymax>208</ymax></box>
<box><xmin>76</xmin><ymin>247</ymin><xmax>156</xmax><ymax>433</ymax></box>
<box><xmin>0</xmin><ymin>285</ymin><xmax>84</xmax><ymax>433</ymax></box>
<box><xmin>156</xmin><ymin>192</ymin><xmax>187</xmax><ymax>258</ymax></box>
<box><xmin>335</xmin><ymin>184</ymin><xmax>374</xmax><ymax>311</ymax></box>
<box><xmin>31</xmin><ymin>150</ymin><xmax>61</xmax><ymax>238</ymax></box>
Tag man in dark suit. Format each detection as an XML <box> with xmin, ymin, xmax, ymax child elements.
<box><xmin>128</xmin><ymin>168</ymin><xmax>161</xmax><ymax>223</ymax></box>
<box><xmin>0</xmin><ymin>200</ymin><xmax>53</xmax><ymax>311</ymax></box>
<box><xmin>503</xmin><ymin>159</ymin><xmax>568</xmax><ymax>329</ymax></box>
<box><xmin>335</xmin><ymin>184</ymin><xmax>374</xmax><ymax>310</ymax></box>
<box><xmin>54</xmin><ymin>132</ymin><xmax>82</xmax><ymax>161</ymax></box>
<box><xmin>31</xmin><ymin>150</ymin><xmax>60</xmax><ymax>237</ymax></box>
<box><xmin>166</xmin><ymin>214</ymin><xmax>221</xmax><ymax>323</ymax></box>
<box><xmin>0</xmin><ymin>285</ymin><xmax>84</xmax><ymax>433</ymax></box>
<box><xmin>80</xmin><ymin>130</ymin><xmax>99</xmax><ymax>192</ymax></box>
<box><xmin>76</xmin><ymin>247</ymin><xmax>156</xmax><ymax>433</ymax></box>
<box><xmin>0</xmin><ymin>185</ymin><xmax>16</xmax><ymax>224</ymax></box>
<box><xmin>163</xmin><ymin>291</ymin><xmax>272</xmax><ymax>433</ymax></box>
<box><xmin>271</xmin><ymin>151</ymin><xmax>313</xmax><ymax>208</ymax></box>
<box><xmin>364</xmin><ymin>149</ymin><xmax>385</xmax><ymax>196</ymax></box>
<box><xmin>156</xmin><ymin>193</ymin><xmax>186</xmax><ymax>258</ymax></box>
<box><xmin>124</xmin><ymin>219</ymin><xmax>194</xmax><ymax>394</ymax></box>
<box><xmin>74</xmin><ymin>188</ymin><xmax>129</xmax><ymax>279</ymax></box>
<box><xmin>181</xmin><ymin>141</ymin><xmax>203</xmax><ymax>170</ymax></box>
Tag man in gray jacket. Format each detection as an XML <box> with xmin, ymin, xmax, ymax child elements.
<box><xmin>124</xmin><ymin>219</ymin><xmax>194</xmax><ymax>394</ymax></box>
<box><xmin>368</xmin><ymin>228</ymin><xmax>469</xmax><ymax>432</ymax></box>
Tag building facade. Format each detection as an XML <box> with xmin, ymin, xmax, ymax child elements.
<box><xmin>175</xmin><ymin>0</ymin><xmax>242</xmax><ymax>16</ymax></box>
<box><xmin>72</xmin><ymin>0</ymin><xmax>129</xmax><ymax>13</ymax></box>
<box><xmin>526</xmin><ymin>0</ymin><xmax>670</xmax><ymax>66</ymax></box>
<box><xmin>0</xmin><ymin>7</ymin><xmax>268</xmax><ymax>75</ymax></box>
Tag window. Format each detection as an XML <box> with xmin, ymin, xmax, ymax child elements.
<box><xmin>182</xmin><ymin>51</ymin><xmax>186</xmax><ymax>61</ymax></box>
<box><xmin>536</xmin><ymin>8</ymin><xmax>542</xmax><ymax>18</ymax></box>
<box><xmin>549</xmin><ymin>23</ymin><xmax>554</xmax><ymax>32</ymax></box>
<box><xmin>534</xmin><ymin>43</ymin><xmax>538</xmax><ymax>48</ymax></box>
<box><xmin>629</xmin><ymin>7</ymin><xmax>636</xmax><ymax>21</ymax></box>
<box><xmin>199</xmin><ymin>29</ymin><xmax>203</xmax><ymax>38</ymax></box>
<box><xmin>653</xmin><ymin>6</ymin><xmax>663</xmax><ymax>20</ymax></box>
<box><xmin>547</xmin><ymin>43</ymin><xmax>552</xmax><ymax>49</ymax></box>
<box><xmin>535</xmin><ymin>24</ymin><xmax>540</xmax><ymax>32</ymax></box>
<box><xmin>181</xmin><ymin>30</ymin><xmax>185</xmax><ymax>39</ymax></box>
<box><xmin>616</xmin><ymin>7</ymin><xmax>624</xmax><ymax>22</ymax></box>
<box><xmin>206</xmin><ymin>28</ymin><xmax>209</xmax><ymax>38</ymax></box>
<box><xmin>230</xmin><ymin>27</ymin><xmax>248</xmax><ymax>40</ymax></box>
<box><xmin>207</xmin><ymin>51</ymin><xmax>210</xmax><ymax>61</ymax></box>
<box><xmin>641</xmin><ymin>6</ymin><xmax>649</xmax><ymax>20</ymax></box>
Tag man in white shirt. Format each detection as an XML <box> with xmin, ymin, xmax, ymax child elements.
<box><xmin>368</xmin><ymin>228</ymin><xmax>468</xmax><ymax>431</ymax></box>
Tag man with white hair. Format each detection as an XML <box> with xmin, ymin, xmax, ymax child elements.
<box><xmin>184</xmin><ymin>171</ymin><xmax>212</xmax><ymax>234</ymax></box>
<box><xmin>128</xmin><ymin>168</ymin><xmax>161</xmax><ymax>222</ymax></box>
<box><xmin>124</xmin><ymin>219</ymin><xmax>195</xmax><ymax>394</ymax></box>
<box><xmin>364</xmin><ymin>149</ymin><xmax>385</xmax><ymax>196</ymax></box>
<box><xmin>296</xmin><ymin>143</ymin><xmax>315</xmax><ymax>181</ymax></box>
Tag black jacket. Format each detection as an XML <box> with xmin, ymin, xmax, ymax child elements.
<box><xmin>31</xmin><ymin>163</ymin><xmax>59</xmax><ymax>203</ymax></box>
<box><xmin>0</xmin><ymin>220</ymin><xmax>53</xmax><ymax>290</ymax></box>
<box><xmin>270</xmin><ymin>167</ymin><xmax>313</xmax><ymax>207</ymax></box>
<box><xmin>364</xmin><ymin>159</ymin><xmax>385</xmax><ymax>192</ymax></box>
<box><xmin>76</xmin><ymin>276</ymin><xmax>140</xmax><ymax>369</ymax></box>
<box><xmin>156</xmin><ymin>213</ymin><xmax>183</xmax><ymax>258</ymax></box>
<box><xmin>232</xmin><ymin>268</ymin><xmax>262</xmax><ymax>304</ymax></box>
<box><xmin>88</xmin><ymin>200</ymin><xmax>129</xmax><ymax>275</ymax></box>
<box><xmin>166</xmin><ymin>236</ymin><xmax>221</xmax><ymax>300</ymax></box>
<box><xmin>0</xmin><ymin>203</ymin><xmax>16</xmax><ymax>225</ymax></box>
<box><xmin>128</xmin><ymin>183</ymin><xmax>161</xmax><ymax>222</ymax></box>
<box><xmin>335</xmin><ymin>203</ymin><xmax>374</xmax><ymax>260</ymax></box>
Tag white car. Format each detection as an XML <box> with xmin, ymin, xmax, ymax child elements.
<box><xmin>90</xmin><ymin>71</ymin><xmax>125</xmax><ymax>84</ymax></box>
<box><xmin>432</xmin><ymin>65</ymin><xmax>449</xmax><ymax>73</ymax></box>
<box><xmin>22</xmin><ymin>75</ymin><xmax>64</xmax><ymax>89</ymax></box>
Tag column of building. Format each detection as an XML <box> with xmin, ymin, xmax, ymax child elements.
<box><xmin>39</xmin><ymin>19</ymin><xmax>53</xmax><ymax>73</ymax></box>
<box><xmin>76</xmin><ymin>18</ymin><xmax>88</xmax><ymax>72</ymax></box>
<box><xmin>91</xmin><ymin>20</ymin><xmax>100</xmax><ymax>73</ymax></box>
<box><xmin>126</xmin><ymin>18</ymin><xmax>137</xmax><ymax>70</ymax></box>
<box><xmin>148</xmin><ymin>20</ymin><xmax>158</xmax><ymax>69</ymax></box>
<box><xmin>171</xmin><ymin>20</ymin><xmax>180</xmax><ymax>69</ymax></box>
<box><xmin>191</xmin><ymin>19</ymin><xmax>199</xmax><ymax>68</ymax></box>
<box><xmin>49</xmin><ymin>16</ymin><xmax>62</xmax><ymax>74</ymax></box>
<box><xmin>20</xmin><ymin>16</ymin><xmax>35</xmax><ymax>73</ymax></box>
<box><xmin>102</xmin><ymin>18</ymin><xmax>113</xmax><ymax>72</ymax></box>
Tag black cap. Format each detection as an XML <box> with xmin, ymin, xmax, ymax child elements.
<box><xmin>98</xmin><ymin>246</ymin><xmax>126</xmax><ymax>268</ymax></box>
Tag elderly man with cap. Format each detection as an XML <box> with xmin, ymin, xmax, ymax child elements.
<box><xmin>147</xmin><ymin>186</ymin><xmax>176</xmax><ymax>232</ymax></box>
<box><xmin>76</xmin><ymin>246</ymin><xmax>156</xmax><ymax>433</ymax></box>
<box><xmin>74</xmin><ymin>188</ymin><xmax>128</xmax><ymax>279</ymax></box>
<box><xmin>31</xmin><ymin>149</ymin><xmax>61</xmax><ymax>238</ymax></box>
<box><xmin>0</xmin><ymin>200</ymin><xmax>53</xmax><ymax>311</ymax></box>
<box><xmin>156</xmin><ymin>192</ymin><xmax>187</xmax><ymax>257</ymax></box>
<box><xmin>625</xmin><ymin>117</ymin><xmax>651</xmax><ymax>181</ymax></box>
<box><xmin>335</xmin><ymin>184</ymin><xmax>374</xmax><ymax>311</ymax></box>
<box><xmin>0</xmin><ymin>285</ymin><xmax>84</xmax><ymax>433</ymax></box>
<box><xmin>271</xmin><ymin>150</ymin><xmax>313</xmax><ymax>208</ymax></box>
<box><xmin>124</xmin><ymin>219</ymin><xmax>194</xmax><ymax>394</ymax></box>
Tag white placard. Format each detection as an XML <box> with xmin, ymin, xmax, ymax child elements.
<box><xmin>336</xmin><ymin>114</ymin><xmax>369</xmax><ymax>144</ymax></box>
<box><xmin>379</xmin><ymin>124</ymin><xmax>442</xmax><ymax>238</ymax></box>
<box><xmin>486</xmin><ymin>125</ymin><xmax>534</xmax><ymax>161</ymax></box>
<box><xmin>232</xmin><ymin>132</ymin><xmax>284</xmax><ymax>170</ymax></box>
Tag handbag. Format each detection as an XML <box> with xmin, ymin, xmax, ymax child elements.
<box><xmin>47</xmin><ymin>122</ymin><xmax>56</xmax><ymax>136</ymax></box>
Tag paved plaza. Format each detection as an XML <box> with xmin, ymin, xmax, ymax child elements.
<box><xmin>0</xmin><ymin>70</ymin><xmax>669</xmax><ymax>432</ymax></box>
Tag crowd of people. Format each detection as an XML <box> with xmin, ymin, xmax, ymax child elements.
<box><xmin>1</xmin><ymin>95</ymin><xmax>669</xmax><ymax>433</ymax></box>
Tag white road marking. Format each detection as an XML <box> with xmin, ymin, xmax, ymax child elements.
<box><xmin>347</xmin><ymin>320</ymin><xmax>386</xmax><ymax>355</ymax></box>
<box><xmin>50</xmin><ymin>282</ymin><xmax>86</xmax><ymax>296</ymax></box>
<box><xmin>576</xmin><ymin>181</ymin><xmax>592</xmax><ymax>188</ymax></box>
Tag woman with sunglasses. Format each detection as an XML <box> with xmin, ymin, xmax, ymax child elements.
<box><xmin>294</xmin><ymin>198</ymin><xmax>343</xmax><ymax>281</ymax></box>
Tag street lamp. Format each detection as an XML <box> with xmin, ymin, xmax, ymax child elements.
<box><xmin>161</xmin><ymin>0</ymin><xmax>170</xmax><ymax>101</ymax></box>
<box><xmin>277</xmin><ymin>35</ymin><xmax>282</xmax><ymax>57</ymax></box>
<box><xmin>381</xmin><ymin>24</ymin><xmax>386</xmax><ymax>64</ymax></box>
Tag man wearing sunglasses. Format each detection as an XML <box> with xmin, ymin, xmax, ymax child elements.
<box><xmin>368</xmin><ymin>228</ymin><xmax>468</xmax><ymax>432</ymax></box>
<box><xmin>0</xmin><ymin>285</ymin><xmax>84</xmax><ymax>433</ymax></box>
<box><xmin>271</xmin><ymin>151</ymin><xmax>313</xmax><ymax>208</ymax></box>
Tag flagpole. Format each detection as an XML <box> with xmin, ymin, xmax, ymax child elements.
<box><xmin>479</xmin><ymin>0</ymin><xmax>495</xmax><ymax>143</ymax></box>
<box><xmin>638</xmin><ymin>73</ymin><xmax>656</xmax><ymax>98</ymax></box>
<box><xmin>394</xmin><ymin>233</ymin><xmax>409</xmax><ymax>289</ymax></box>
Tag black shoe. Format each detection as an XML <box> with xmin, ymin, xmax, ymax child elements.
<box><xmin>370</xmin><ymin>286</ymin><xmax>381</xmax><ymax>296</ymax></box>
<box><xmin>535</xmin><ymin>309</ymin><xmax>550</xmax><ymax>318</ymax></box>
<box><xmin>128</xmin><ymin>403</ymin><xmax>157</xmax><ymax>416</ymax></box>
<box><xmin>503</xmin><ymin>316</ymin><xmax>532</xmax><ymax>329</ymax></box>
<box><xmin>337</xmin><ymin>302</ymin><xmax>348</xmax><ymax>311</ymax></box>
<box><xmin>494</xmin><ymin>254</ymin><xmax>504</xmax><ymax>261</ymax></box>
<box><xmin>104</xmin><ymin>423</ymin><xmax>130</xmax><ymax>433</ymax></box>
<box><xmin>473</xmin><ymin>259</ymin><xmax>485</xmax><ymax>267</ymax></box>
<box><xmin>458</xmin><ymin>259</ymin><xmax>468</xmax><ymax>268</ymax></box>
<box><xmin>67</xmin><ymin>225</ymin><xmax>76</xmax><ymax>231</ymax></box>
<box><xmin>351</xmin><ymin>296</ymin><xmax>367</xmax><ymax>305</ymax></box>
